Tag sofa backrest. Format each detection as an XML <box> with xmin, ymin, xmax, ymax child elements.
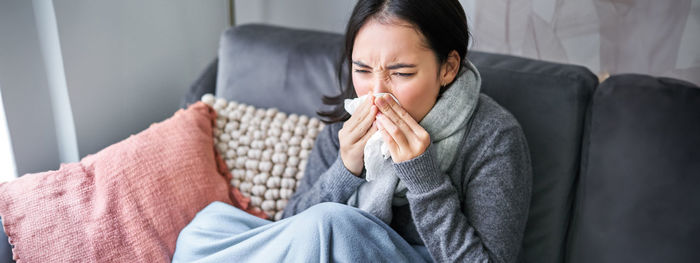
<box><xmin>468</xmin><ymin>52</ymin><xmax>597</xmax><ymax>263</ymax></box>
<box><xmin>566</xmin><ymin>75</ymin><xmax>700</xmax><ymax>262</ymax></box>
<box><xmin>215</xmin><ymin>24</ymin><xmax>598</xmax><ymax>263</ymax></box>
<box><xmin>216</xmin><ymin>24</ymin><xmax>346</xmax><ymax>117</ymax></box>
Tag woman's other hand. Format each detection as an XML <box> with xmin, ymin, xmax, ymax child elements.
<box><xmin>339</xmin><ymin>93</ymin><xmax>378</xmax><ymax>176</ymax></box>
<box><xmin>375</xmin><ymin>93</ymin><xmax>430</xmax><ymax>163</ymax></box>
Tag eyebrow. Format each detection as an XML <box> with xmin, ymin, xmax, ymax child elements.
<box><xmin>352</xmin><ymin>60</ymin><xmax>416</xmax><ymax>70</ymax></box>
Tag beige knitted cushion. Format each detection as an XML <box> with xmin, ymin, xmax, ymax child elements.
<box><xmin>201</xmin><ymin>94</ymin><xmax>324</xmax><ymax>221</ymax></box>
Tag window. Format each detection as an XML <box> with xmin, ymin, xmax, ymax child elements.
<box><xmin>0</xmin><ymin>89</ymin><xmax>17</xmax><ymax>182</ymax></box>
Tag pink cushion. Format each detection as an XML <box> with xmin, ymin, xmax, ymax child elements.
<box><xmin>0</xmin><ymin>102</ymin><xmax>261</xmax><ymax>262</ymax></box>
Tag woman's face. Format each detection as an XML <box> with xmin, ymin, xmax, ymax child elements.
<box><xmin>351</xmin><ymin>19</ymin><xmax>444</xmax><ymax>122</ymax></box>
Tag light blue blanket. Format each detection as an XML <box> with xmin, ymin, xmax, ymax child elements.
<box><xmin>172</xmin><ymin>201</ymin><xmax>431</xmax><ymax>262</ymax></box>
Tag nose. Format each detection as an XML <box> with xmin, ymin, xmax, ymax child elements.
<box><xmin>371</xmin><ymin>74</ymin><xmax>390</xmax><ymax>94</ymax></box>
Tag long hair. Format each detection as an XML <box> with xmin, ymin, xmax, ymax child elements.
<box><xmin>317</xmin><ymin>0</ymin><xmax>471</xmax><ymax>123</ymax></box>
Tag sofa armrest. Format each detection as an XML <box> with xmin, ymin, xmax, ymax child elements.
<box><xmin>181</xmin><ymin>58</ymin><xmax>218</xmax><ymax>108</ymax></box>
<box><xmin>0</xmin><ymin>217</ymin><xmax>13</xmax><ymax>263</ymax></box>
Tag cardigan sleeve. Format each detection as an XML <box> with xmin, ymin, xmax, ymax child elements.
<box><xmin>394</xmin><ymin>123</ymin><xmax>532</xmax><ymax>262</ymax></box>
<box><xmin>282</xmin><ymin>123</ymin><xmax>366</xmax><ymax>218</ymax></box>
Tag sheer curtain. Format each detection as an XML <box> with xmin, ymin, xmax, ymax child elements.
<box><xmin>464</xmin><ymin>0</ymin><xmax>700</xmax><ymax>85</ymax></box>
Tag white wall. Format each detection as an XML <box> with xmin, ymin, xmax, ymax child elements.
<box><xmin>235</xmin><ymin>0</ymin><xmax>357</xmax><ymax>33</ymax></box>
<box><xmin>54</xmin><ymin>0</ymin><xmax>229</xmax><ymax>157</ymax></box>
<box><xmin>0</xmin><ymin>0</ymin><xmax>229</xmax><ymax>175</ymax></box>
<box><xmin>233</xmin><ymin>0</ymin><xmax>477</xmax><ymax>37</ymax></box>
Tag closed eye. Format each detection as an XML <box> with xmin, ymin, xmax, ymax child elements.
<box><xmin>393</xmin><ymin>72</ymin><xmax>415</xmax><ymax>77</ymax></box>
<box><xmin>353</xmin><ymin>69</ymin><xmax>371</xmax><ymax>73</ymax></box>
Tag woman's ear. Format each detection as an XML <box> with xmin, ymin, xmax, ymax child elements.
<box><xmin>439</xmin><ymin>50</ymin><xmax>461</xmax><ymax>86</ymax></box>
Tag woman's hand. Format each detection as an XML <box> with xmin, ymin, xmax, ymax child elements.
<box><xmin>339</xmin><ymin>93</ymin><xmax>378</xmax><ymax>176</ymax></box>
<box><xmin>375</xmin><ymin>94</ymin><xmax>431</xmax><ymax>163</ymax></box>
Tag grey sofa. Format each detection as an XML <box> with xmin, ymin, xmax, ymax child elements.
<box><xmin>2</xmin><ymin>24</ymin><xmax>698</xmax><ymax>263</ymax></box>
<box><xmin>183</xmin><ymin>24</ymin><xmax>700</xmax><ymax>263</ymax></box>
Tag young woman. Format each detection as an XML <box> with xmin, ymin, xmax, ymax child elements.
<box><xmin>173</xmin><ymin>0</ymin><xmax>532</xmax><ymax>262</ymax></box>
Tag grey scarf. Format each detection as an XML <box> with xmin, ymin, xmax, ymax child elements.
<box><xmin>346</xmin><ymin>61</ymin><xmax>482</xmax><ymax>223</ymax></box>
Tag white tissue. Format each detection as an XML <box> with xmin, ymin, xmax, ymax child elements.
<box><xmin>344</xmin><ymin>93</ymin><xmax>400</xmax><ymax>181</ymax></box>
<box><xmin>344</xmin><ymin>93</ymin><xmax>399</xmax><ymax>115</ymax></box>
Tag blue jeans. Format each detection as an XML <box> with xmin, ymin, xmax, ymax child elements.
<box><xmin>172</xmin><ymin>201</ymin><xmax>431</xmax><ymax>262</ymax></box>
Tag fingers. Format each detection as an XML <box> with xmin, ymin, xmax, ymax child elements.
<box><xmin>358</xmin><ymin>122</ymin><xmax>378</xmax><ymax>145</ymax></box>
<box><xmin>355</xmin><ymin>92</ymin><xmax>375</xmax><ymax>119</ymax></box>
<box><xmin>377</xmin><ymin>121</ymin><xmax>399</xmax><ymax>157</ymax></box>
<box><xmin>347</xmin><ymin>105</ymin><xmax>377</xmax><ymax>143</ymax></box>
<box><xmin>379</xmin><ymin>94</ymin><xmax>423</xmax><ymax>133</ymax></box>
<box><xmin>346</xmin><ymin>92</ymin><xmax>376</xmax><ymax>137</ymax></box>
<box><xmin>375</xmin><ymin>94</ymin><xmax>421</xmax><ymax>139</ymax></box>
<box><xmin>376</xmin><ymin>113</ymin><xmax>408</xmax><ymax>151</ymax></box>
<box><xmin>374</xmin><ymin>94</ymin><xmax>433</xmax><ymax>161</ymax></box>
<box><xmin>346</xmin><ymin>92</ymin><xmax>374</xmax><ymax>126</ymax></box>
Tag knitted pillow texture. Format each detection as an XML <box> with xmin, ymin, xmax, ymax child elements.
<box><xmin>0</xmin><ymin>102</ymin><xmax>256</xmax><ymax>262</ymax></box>
<box><xmin>201</xmin><ymin>94</ymin><xmax>324</xmax><ymax>221</ymax></box>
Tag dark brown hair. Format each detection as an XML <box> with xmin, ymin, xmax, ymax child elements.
<box><xmin>317</xmin><ymin>0</ymin><xmax>470</xmax><ymax>123</ymax></box>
